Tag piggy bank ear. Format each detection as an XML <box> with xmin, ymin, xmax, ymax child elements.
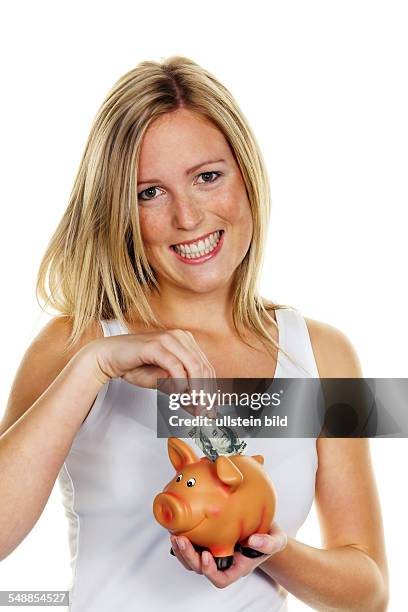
<box><xmin>215</xmin><ymin>456</ymin><xmax>243</xmax><ymax>492</ymax></box>
<box><xmin>252</xmin><ymin>455</ymin><xmax>264</xmax><ymax>465</ymax></box>
<box><xmin>168</xmin><ymin>437</ymin><xmax>199</xmax><ymax>471</ymax></box>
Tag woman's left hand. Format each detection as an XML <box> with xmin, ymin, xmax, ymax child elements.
<box><xmin>170</xmin><ymin>521</ymin><xmax>288</xmax><ymax>589</ymax></box>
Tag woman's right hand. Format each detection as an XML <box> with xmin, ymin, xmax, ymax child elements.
<box><xmin>86</xmin><ymin>330</ymin><xmax>216</xmax><ymax>395</ymax></box>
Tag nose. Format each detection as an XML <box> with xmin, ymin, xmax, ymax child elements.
<box><xmin>172</xmin><ymin>195</ymin><xmax>204</xmax><ymax>230</ymax></box>
<box><xmin>153</xmin><ymin>492</ymin><xmax>192</xmax><ymax>531</ymax></box>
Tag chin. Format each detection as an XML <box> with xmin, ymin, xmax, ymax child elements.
<box><xmin>180</xmin><ymin>272</ymin><xmax>234</xmax><ymax>294</ymax></box>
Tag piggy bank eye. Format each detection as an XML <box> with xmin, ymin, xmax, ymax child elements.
<box><xmin>176</xmin><ymin>474</ymin><xmax>183</xmax><ymax>482</ymax></box>
<box><xmin>187</xmin><ymin>478</ymin><xmax>196</xmax><ymax>487</ymax></box>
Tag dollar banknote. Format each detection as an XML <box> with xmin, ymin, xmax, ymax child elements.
<box><xmin>188</xmin><ymin>420</ymin><xmax>247</xmax><ymax>460</ymax></box>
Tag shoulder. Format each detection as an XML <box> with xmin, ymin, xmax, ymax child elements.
<box><xmin>303</xmin><ymin>316</ymin><xmax>363</xmax><ymax>378</ymax></box>
<box><xmin>38</xmin><ymin>316</ymin><xmax>103</xmax><ymax>353</ymax></box>
<box><xmin>0</xmin><ymin>316</ymin><xmax>103</xmax><ymax>436</ymax></box>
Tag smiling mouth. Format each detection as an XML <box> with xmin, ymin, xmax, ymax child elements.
<box><xmin>172</xmin><ymin>513</ymin><xmax>208</xmax><ymax>537</ymax></box>
<box><xmin>170</xmin><ymin>230</ymin><xmax>224</xmax><ymax>259</ymax></box>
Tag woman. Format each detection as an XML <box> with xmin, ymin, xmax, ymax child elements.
<box><xmin>0</xmin><ymin>56</ymin><xmax>388</xmax><ymax>611</ymax></box>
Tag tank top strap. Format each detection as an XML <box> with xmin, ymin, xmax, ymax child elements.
<box><xmin>100</xmin><ymin>319</ymin><xmax>129</xmax><ymax>337</ymax></box>
<box><xmin>275</xmin><ymin>307</ymin><xmax>319</xmax><ymax>378</ymax></box>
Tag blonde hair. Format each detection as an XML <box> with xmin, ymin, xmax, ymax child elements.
<box><xmin>36</xmin><ymin>55</ymin><xmax>300</xmax><ymax>368</ymax></box>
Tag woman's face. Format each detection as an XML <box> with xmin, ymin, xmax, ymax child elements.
<box><xmin>136</xmin><ymin>108</ymin><xmax>253</xmax><ymax>295</ymax></box>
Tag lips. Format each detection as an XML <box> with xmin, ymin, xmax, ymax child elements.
<box><xmin>171</xmin><ymin>229</ymin><xmax>224</xmax><ymax>249</ymax></box>
<box><xmin>170</xmin><ymin>230</ymin><xmax>225</xmax><ymax>264</ymax></box>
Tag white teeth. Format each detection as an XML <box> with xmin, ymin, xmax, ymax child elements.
<box><xmin>173</xmin><ymin>230</ymin><xmax>222</xmax><ymax>258</ymax></box>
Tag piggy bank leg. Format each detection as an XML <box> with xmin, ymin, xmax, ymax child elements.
<box><xmin>214</xmin><ymin>555</ymin><xmax>234</xmax><ymax>571</ymax></box>
<box><xmin>208</xmin><ymin>545</ymin><xmax>235</xmax><ymax>571</ymax></box>
<box><xmin>238</xmin><ymin>544</ymin><xmax>265</xmax><ymax>559</ymax></box>
<box><xmin>237</xmin><ymin>538</ymin><xmax>265</xmax><ymax>558</ymax></box>
<box><xmin>170</xmin><ymin>545</ymin><xmax>234</xmax><ymax>570</ymax></box>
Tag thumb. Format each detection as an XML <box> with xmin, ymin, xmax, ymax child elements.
<box><xmin>248</xmin><ymin>531</ymin><xmax>288</xmax><ymax>555</ymax></box>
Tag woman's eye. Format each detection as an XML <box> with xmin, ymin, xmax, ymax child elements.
<box><xmin>137</xmin><ymin>171</ymin><xmax>221</xmax><ymax>201</ymax></box>
<box><xmin>197</xmin><ymin>171</ymin><xmax>221</xmax><ymax>184</ymax></box>
<box><xmin>137</xmin><ymin>186</ymin><xmax>162</xmax><ymax>201</ymax></box>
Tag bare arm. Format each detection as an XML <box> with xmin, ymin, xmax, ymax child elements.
<box><xmin>258</xmin><ymin>319</ymin><xmax>389</xmax><ymax>611</ymax></box>
<box><xmin>0</xmin><ymin>317</ymin><xmax>104</xmax><ymax>560</ymax></box>
<box><xmin>0</xmin><ymin>319</ymin><xmax>215</xmax><ymax>561</ymax></box>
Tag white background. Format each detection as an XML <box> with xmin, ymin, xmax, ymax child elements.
<box><xmin>0</xmin><ymin>1</ymin><xmax>407</xmax><ymax>610</ymax></box>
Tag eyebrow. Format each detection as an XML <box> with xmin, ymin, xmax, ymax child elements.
<box><xmin>137</xmin><ymin>158</ymin><xmax>226</xmax><ymax>186</ymax></box>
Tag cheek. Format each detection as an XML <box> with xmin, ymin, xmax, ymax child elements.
<box><xmin>138</xmin><ymin>209</ymin><xmax>167</xmax><ymax>246</ymax></box>
<box><xmin>219</xmin><ymin>183</ymin><xmax>253</xmax><ymax>228</ymax></box>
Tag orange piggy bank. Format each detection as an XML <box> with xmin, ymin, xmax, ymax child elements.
<box><xmin>153</xmin><ymin>437</ymin><xmax>277</xmax><ymax>570</ymax></box>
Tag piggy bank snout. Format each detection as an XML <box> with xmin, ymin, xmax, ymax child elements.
<box><xmin>153</xmin><ymin>493</ymin><xmax>190</xmax><ymax>531</ymax></box>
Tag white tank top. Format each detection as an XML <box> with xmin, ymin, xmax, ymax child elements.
<box><xmin>58</xmin><ymin>306</ymin><xmax>319</xmax><ymax>612</ymax></box>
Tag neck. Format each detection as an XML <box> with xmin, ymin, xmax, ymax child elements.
<box><xmin>143</xmin><ymin>282</ymin><xmax>238</xmax><ymax>337</ymax></box>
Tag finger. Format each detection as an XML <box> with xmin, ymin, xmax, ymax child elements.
<box><xmin>180</xmin><ymin>332</ymin><xmax>217</xmax><ymax>399</ymax></box>
<box><xmin>247</xmin><ymin>532</ymin><xmax>288</xmax><ymax>555</ymax></box>
<box><xmin>142</xmin><ymin>343</ymin><xmax>189</xmax><ymax>392</ymax></box>
<box><xmin>174</xmin><ymin>536</ymin><xmax>202</xmax><ymax>573</ymax></box>
<box><xmin>201</xmin><ymin>551</ymin><xmax>234</xmax><ymax>588</ymax></box>
<box><xmin>180</xmin><ymin>331</ymin><xmax>216</xmax><ymax>378</ymax></box>
<box><xmin>201</xmin><ymin>550</ymin><xmax>227</xmax><ymax>588</ymax></box>
<box><xmin>168</xmin><ymin>332</ymin><xmax>218</xmax><ymax>401</ymax></box>
<box><xmin>160</xmin><ymin>332</ymin><xmax>214</xmax><ymax>381</ymax></box>
<box><xmin>156</xmin><ymin>340</ymin><xmax>213</xmax><ymax>416</ymax></box>
<box><xmin>170</xmin><ymin>537</ymin><xmax>193</xmax><ymax>571</ymax></box>
<box><xmin>192</xmin><ymin>376</ymin><xmax>219</xmax><ymax>418</ymax></box>
<box><xmin>157</xmin><ymin>338</ymin><xmax>211</xmax><ymax>403</ymax></box>
<box><xmin>122</xmin><ymin>365</ymin><xmax>171</xmax><ymax>388</ymax></box>
<box><xmin>165</xmin><ymin>331</ymin><xmax>218</xmax><ymax>416</ymax></box>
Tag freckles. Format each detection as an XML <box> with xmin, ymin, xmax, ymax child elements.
<box><xmin>216</xmin><ymin>188</ymin><xmax>243</xmax><ymax>220</ymax></box>
<box><xmin>227</xmin><ymin>196</ymin><xmax>252</xmax><ymax>226</ymax></box>
<box><xmin>220</xmin><ymin>178</ymin><xmax>252</xmax><ymax>221</ymax></box>
<box><xmin>138</xmin><ymin>209</ymin><xmax>164</xmax><ymax>243</ymax></box>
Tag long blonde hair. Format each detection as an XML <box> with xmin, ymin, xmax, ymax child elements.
<box><xmin>36</xmin><ymin>55</ymin><xmax>296</xmax><ymax>364</ymax></box>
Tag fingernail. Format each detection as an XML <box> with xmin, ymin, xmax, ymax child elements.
<box><xmin>177</xmin><ymin>537</ymin><xmax>185</xmax><ymax>550</ymax></box>
<box><xmin>249</xmin><ymin>535</ymin><xmax>265</xmax><ymax>547</ymax></box>
<box><xmin>202</xmin><ymin>551</ymin><xmax>209</xmax><ymax>565</ymax></box>
<box><xmin>276</xmin><ymin>535</ymin><xmax>288</xmax><ymax>551</ymax></box>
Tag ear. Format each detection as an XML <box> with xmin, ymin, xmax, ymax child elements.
<box><xmin>168</xmin><ymin>437</ymin><xmax>199</xmax><ymax>471</ymax></box>
<box><xmin>215</xmin><ymin>456</ymin><xmax>243</xmax><ymax>492</ymax></box>
<box><xmin>252</xmin><ymin>455</ymin><xmax>264</xmax><ymax>465</ymax></box>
